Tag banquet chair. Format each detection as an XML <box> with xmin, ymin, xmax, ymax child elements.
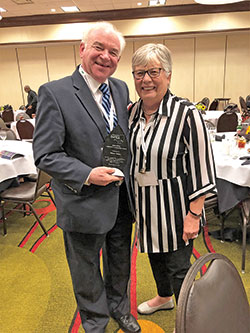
<box><xmin>239</xmin><ymin>96</ymin><xmax>248</xmax><ymax>115</ymax></box>
<box><xmin>175</xmin><ymin>253</ymin><xmax>250</xmax><ymax>333</ymax></box>
<box><xmin>0</xmin><ymin>169</ymin><xmax>55</xmax><ymax>236</ymax></box>
<box><xmin>0</xmin><ymin>128</ymin><xmax>17</xmax><ymax>140</ymax></box>
<box><xmin>240</xmin><ymin>198</ymin><xmax>250</xmax><ymax>273</ymax></box>
<box><xmin>200</xmin><ymin>97</ymin><xmax>210</xmax><ymax>110</ymax></box>
<box><xmin>16</xmin><ymin>119</ymin><xmax>34</xmax><ymax>140</ymax></box>
<box><xmin>204</xmin><ymin>120</ymin><xmax>215</xmax><ymax>130</ymax></box>
<box><xmin>0</xmin><ymin>117</ymin><xmax>8</xmax><ymax>129</ymax></box>
<box><xmin>216</xmin><ymin>111</ymin><xmax>238</xmax><ymax>132</ymax></box>
<box><xmin>224</xmin><ymin>103</ymin><xmax>239</xmax><ymax>113</ymax></box>
<box><xmin>16</xmin><ymin>112</ymin><xmax>30</xmax><ymax>121</ymax></box>
<box><xmin>208</xmin><ymin>99</ymin><xmax>218</xmax><ymax>110</ymax></box>
<box><xmin>246</xmin><ymin>95</ymin><xmax>250</xmax><ymax>108</ymax></box>
<box><xmin>2</xmin><ymin>108</ymin><xmax>14</xmax><ymax>125</ymax></box>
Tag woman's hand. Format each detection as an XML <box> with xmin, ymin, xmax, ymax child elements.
<box><xmin>182</xmin><ymin>212</ymin><xmax>200</xmax><ymax>243</ymax></box>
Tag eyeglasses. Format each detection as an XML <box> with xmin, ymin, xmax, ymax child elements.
<box><xmin>132</xmin><ymin>68</ymin><xmax>163</xmax><ymax>80</ymax></box>
<box><xmin>91</xmin><ymin>43</ymin><xmax>120</xmax><ymax>58</ymax></box>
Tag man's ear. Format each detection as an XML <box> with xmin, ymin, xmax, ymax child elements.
<box><xmin>79</xmin><ymin>42</ymin><xmax>85</xmax><ymax>58</ymax></box>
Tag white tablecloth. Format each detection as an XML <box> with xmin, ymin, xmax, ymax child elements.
<box><xmin>203</xmin><ymin>111</ymin><xmax>224</xmax><ymax>127</ymax></box>
<box><xmin>0</xmin><ymin>140</ymin><xmax>37</xmax><ymax>183</ymax></box>
<box><xmin>212</xmin><ymin>132</ymin><xmax>250</xmax><ymax>187</ymax></box>
<box><xmin>11</xmin><ymin>118</ymin><xmax>35</xmax><ymax>140</ymax></box>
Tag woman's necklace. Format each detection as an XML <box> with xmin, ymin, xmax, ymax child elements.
<box><xmin>142</xmin><ymin>106</ymin><xmax>158</xmax><ymax>117</ymax></box>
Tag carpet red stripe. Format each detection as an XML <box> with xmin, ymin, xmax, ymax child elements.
<box><xmin>30</xmin><ymin>224</ymin><xmax>57</xmax><ymax>253</ymax></box>
<box><xmin>71</xmin><ymin>311</ymin><xmax>81</xmax><ymax>333</ymax></box>
<box><xmin>193</xmin><ymin>247</ymin><xmax>207</xmax><ymax>274</ymax></box>
<box><xmin>203</xmin><ymin>225</ymin><xmax>216</xmax><ymax>253</ymax></box>
<box><xmin>130</xmin><ymin>236</ymin><xmax>138</xmax><ymax>319</ymax></box>
<box><xmin>19</xmin><ymin>222</ymin><xmax>39</xmax><ymax>248</ymax></box>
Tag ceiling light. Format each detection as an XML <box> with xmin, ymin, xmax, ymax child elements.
<box><xmin>148</xmin><ymin>0</ymin><xmax>166</xmax><ymax>6</ymax></box>
<box><xmin>51</xmin><ymin>8</ymin><xmax>56</xmax><ymax>12</ymax></box>
<box><xmin>195</xmin><ymin>0</ymin><xmax>244</xmax><ymax>4</ymax></box>
<box><xmin>61</xmin><ymin>6</ymin><xmax>80</xmax><ymax>13</ymax></box>
<box><xmin>137</xmin><ymin>2</ymin><xmax>142</xmax><ymax>5</ymax></box>
<box><xmin>0</xmin><ymin>7</ymin><xmax>7</xmax><ymax>12</ymax></box>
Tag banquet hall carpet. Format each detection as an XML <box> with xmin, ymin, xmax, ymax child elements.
<box><xmin>0</xmin><ymin>196</ymin><xmax>250</xmax><ymax>333</ymax></box>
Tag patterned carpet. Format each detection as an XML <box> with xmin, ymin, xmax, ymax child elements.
<box><xmin>0</xmin><ymin>198</ymin><xmax>250</xmax><ymax>333</ymax></box>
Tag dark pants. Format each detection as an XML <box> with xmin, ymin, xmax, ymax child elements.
<box><xmin>148</xmin><ymin>241</ymin><xmax>193</xmax><ymax>303</ymax></box>
<box><xmin>25</xmin><ymin>107</ymin><xmax>36</xmax><ymax>118</ymax></box>
<box><xmin>63</xmin><ymin>186</ymin><xmax>133</xmax><ymax>333</ymax></box>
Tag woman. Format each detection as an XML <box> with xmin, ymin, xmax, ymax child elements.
<box><xmin>129</xmin><ymin>44</ymin><xmax>216</xmax><ymax>315</ymax></box>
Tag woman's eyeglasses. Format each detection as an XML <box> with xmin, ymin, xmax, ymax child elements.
<box><xmin>132</xmin><ymin>68</ymin><xmax>163</xmax><ymax>80</ymax></box>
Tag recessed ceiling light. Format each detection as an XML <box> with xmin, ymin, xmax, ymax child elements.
<box><xmin>137</xmin><ymin>2</ymin><xmax>142</xmax><ymax>5</ymax></box>
<box><xmin>51</xmin><ymin>8</ymin><xmax>56</xmax><ymax>12</ymax></box>
<box><xmin>0</xmin><ymin>7</ymin><xmax>7</xmax><ymax>12</ymax></box>
<box><xmin>195</xmin><ymin>0</ymin><xmax>244</xmax><ymax>4</ymax></box>
<box><xmin>148</xmin><ymin>0</ymin><xmax>166</xmax><ymax>6</ymax></box>
<box><xmin>61</xmin><ymin>6</ymin><xmax>80</xmax><ymax>13</ymax></box>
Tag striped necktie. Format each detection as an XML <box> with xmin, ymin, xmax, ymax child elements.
<box><xmin>99</xmin><ymin>83</ymin><xmax>118</xmax><ymax>133</ymax></box>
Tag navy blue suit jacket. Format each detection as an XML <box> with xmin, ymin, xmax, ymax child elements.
<box><xmin>33</xmin><ymin>67</ymin><xmax>132</xmax><ymax>234</ymax></box>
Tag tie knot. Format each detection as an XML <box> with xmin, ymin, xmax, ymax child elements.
<box><xmin>99</xmin><ymin>83</ymin><xmax>109</xmax><ymax>96</ymax></box>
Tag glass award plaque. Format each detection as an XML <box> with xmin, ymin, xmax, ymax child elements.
<box><xmin>102</xmin><ymin>125</ymin><xmax>128</xmax><ymax>175</ymax></box>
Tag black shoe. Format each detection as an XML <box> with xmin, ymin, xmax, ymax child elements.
<box><xmin>115</xmin><ymin>314</ymin><xmax>141</xmax><ymax>333</ymax></box>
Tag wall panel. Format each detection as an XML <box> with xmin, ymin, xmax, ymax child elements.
<box><xmin>164</xmin><ymin>38</ymin><xmax>195</xmax><ymax>101</ymax></box>
<box><xmin>195</xmin><ymin>35</ymin><xmax>226</xmax><ymax>105</ymax></box>
<box><xmin>0</xmin><ymin>48</ymin><xmax>23</xmax><ymax>110</ymax></box>
<box><xmin>46</xmin><ymin>45</ymin><xmax>76</xmax><ymax>81</ymax></box>
<box><xmin>225</xmin><ymin>32</ymin><xmax>250</xmax><ymax>105</ymax></box>
<box><xmin>17</xmin><ymin>47</ymin><xmax>48</xmax><ymax>99</ymax></box>
<box><xmin>113</xmin><ymin>41</ymin><xmax>136</xmax><ymax>101</ymax></box>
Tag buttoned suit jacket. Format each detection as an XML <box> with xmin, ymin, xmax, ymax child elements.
<box><xmin>33</xmin><ymin>67</ymin><xmax>132</xmax><ymax>234</ymax></box>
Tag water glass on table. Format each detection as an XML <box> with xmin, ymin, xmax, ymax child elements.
<box><xmin>208</xmin><ymin>129</ymin><xmax>216</xmax><ymax>142</ymax></box>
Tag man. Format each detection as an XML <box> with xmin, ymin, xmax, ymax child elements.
<box><xmin>33</xmin><ymin>22</ymin><xmax>141</xmax><ymax>333</ymax></box>
<box><xmin>24</xmin><ymin>85</ymin><xmax>37</xmax><ymax>118</ymax></box>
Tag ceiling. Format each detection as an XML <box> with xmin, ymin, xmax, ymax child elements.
<box><xmin>0</xmin><ymin>0</ymin><xmax>249</xmax><ymax>27</ymax></box>
<box><xmin>0</xmin><ymin>0</ymin><xmax>197</xmax><ymax>17</ymax></box>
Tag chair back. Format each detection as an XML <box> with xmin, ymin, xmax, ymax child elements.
<box><xmin>246</xmin><ymin>94</ymin><xmax>250</xmax><ymax>108</ymax></box>
<box><xmin>16</xmin><ymin>119</ymin><xmax>34</xmax><ymax>139</ymax></box>
<box><xmin>208</xmin><ymin>99</ymin><xmax>218</xmax><ymax>110</ymax></box>
<box><xmin>239</xmin><ymin>96</ymin><xmax>247</xmax><ymax>114</ymax></box>
<box><xmin>0</xmin><ymin>128</ymin><xmax>17</xmax><ymax>140</ymax></box>
<box><xmin>204</xmin><ymin>120</ymin><xmax>215</xmax><ymax>130</ymax></box>
<box><xmin>217</xmin><ymin>111</ymin><xmax>238</xmax><ymax>132</ymax></box>
<box><xmin>176</xmin><ymin>253</ymin><xmax>250</xmax><ymax>333</ymax></box>
<box><xmin>0</xmin><ymin>117</ymin><xmax>8</xmax><ymax>129</ymax></box>
<box><xmin>35</xmin><ymin>170</ymin><xmax>52</xmax><ymax>199</ymax></box>
<box><xmin>2</xmin><ymin>109</ymin><xmax>14</xmax><ymax>123</ymax></box>
<box><xmin>16</xmin><ymin>112</ymin><xmax>30</xmax><ymax>121</ymax></box>
<box><xmin>200</xmin><ymin>97</ymin><xmax>210</xmax><ymax>110</ymax></box>
<box><xmin>224</xmin><ymin>103</ymin><xmax>239</xmax><ymax>113</ymax></box>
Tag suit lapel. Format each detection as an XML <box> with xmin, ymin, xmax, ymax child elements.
<box><xmin>72</xmin><ymin>69</ymin><xmax>107</xmax><ymax>139</ymax></box>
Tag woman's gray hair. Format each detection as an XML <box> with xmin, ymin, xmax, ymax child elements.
<box><xmin>132</xmin><ymin>43</ymin><xmax>172</xmax><ymax>74</ymax></box>
<box><xmin>82</xmin><ymin>21</ymin><xmax>126</xmax><ymax>55</ymax></box>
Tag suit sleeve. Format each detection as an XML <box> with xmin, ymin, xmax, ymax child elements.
<box><xmin>33</xmin><ymin>84</ymin><xmax>92</xmax><ymax>193</ymax></box>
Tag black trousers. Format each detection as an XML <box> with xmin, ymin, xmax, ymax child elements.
<box><xmin>63</xmin><ymin>185</ymin><xmax>133</xmax><ymax>333</ymax></box>
<box><xmin>148</xmin><ymin>241</ymin><xmax>193</xmax><ymax>303</ymax></box>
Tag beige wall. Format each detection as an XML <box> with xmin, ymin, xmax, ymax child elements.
<box><xmin>0</xmin><ymin>31</ymin><xmax>249</xmax><ymax>110</ymax></box>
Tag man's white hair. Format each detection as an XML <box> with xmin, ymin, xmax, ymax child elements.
<box><xmin>82</xmin><ymin>21</ymin><xmax>126</xmax><ymax>55</ymax></box>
